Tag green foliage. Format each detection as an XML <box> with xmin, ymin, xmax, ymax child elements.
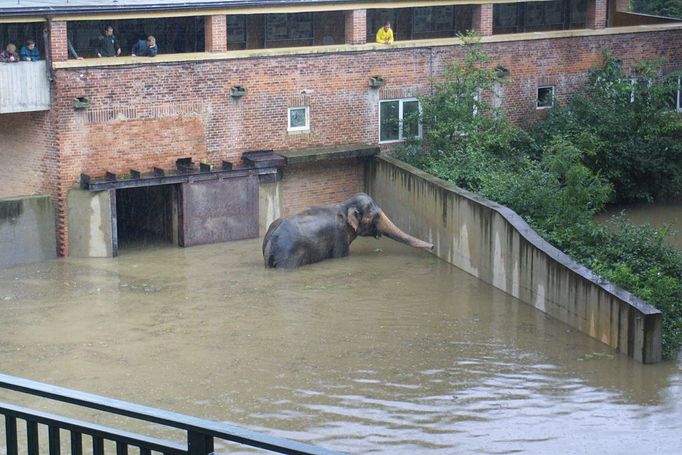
<box><xmin>532</xmin><ymin>51</ymin><xmax>682</xmax><ymax>203</ymax></box>
<box><xmin>397</xmin><ymin>39</ymin><xmax>682</xmax><ymax>359</ymax></box>
<box><xmin>631</xmin><ymin>0</ymin><xmax>682</xmax><ymax>19</ymax></box>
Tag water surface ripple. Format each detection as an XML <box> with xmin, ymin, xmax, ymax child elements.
<box><xmin>0</xmin><ymin>238</ymin><xmax>680</xmax><ymax>454</ymax></box>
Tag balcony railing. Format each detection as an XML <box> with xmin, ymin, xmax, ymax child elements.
<box><xmin>0</xmin><ymin>61</ymin><xmax>50</xmax><ymax>114</ymax></box>
<box><xmin>0</xmin><ymin>373</ymin><xmax>343</xmax><ymax>454</ymax></box>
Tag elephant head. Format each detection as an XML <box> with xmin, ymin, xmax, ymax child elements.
<box><xmin>263</xmin><ymin>192</ymin><xmax>433</xmax><ymax>269</ymax></box>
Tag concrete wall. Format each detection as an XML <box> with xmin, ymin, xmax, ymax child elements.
<box><xmin>67</xmin><ymin>188</ymin><xmax>115</xmax><ymax>258</ymax></box>
<box><xmin>0</xmin><ymin>195</ymin><xmax>56</xmax><ymax>268</ymax></box>
<box><xmin>0</xmin><ymin>62</ymin><xmax>50</xmax><ymax>113</ymax></box>
<box><xmin>367</xmin><ymin>156</ymin><xmax>662</xmax><ymax>363</ymax></box>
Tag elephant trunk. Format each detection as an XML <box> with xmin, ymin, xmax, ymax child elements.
<box><xmin>376</xmin><ymin>211</ymin><xmax>434</xmax><ymax>250</ymax></box>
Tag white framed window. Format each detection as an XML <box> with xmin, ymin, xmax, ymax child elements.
<box><xmin>288</xmin><ymin>106</ymin><xmax>309</xmax><ymax>132</ymax></box>
<box><xmin>674</xmin><ymin>76</ymin><xmax>681</xmax><ymax>112</ymax></box>
<box><xmin>629</xmin><ymin>76</ymin><xmax>652</xmax><ymax>103</ymax></box>
<box><xmin>536</xmin><ymin>85</ymin><xmax>554</xmax><ymax>109</ymax></box>
<box><xmin>379</xmin><ymin>98</ymin><xmax>422</xmax><ymax>143</ymax></box>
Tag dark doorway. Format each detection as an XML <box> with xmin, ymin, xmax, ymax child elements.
<box><xmin>115</xmin><ymin>185</ymin><xmax>177</xmax><ymax>249</ymax></box>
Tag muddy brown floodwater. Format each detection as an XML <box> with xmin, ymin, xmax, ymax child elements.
<box><xmin>596</xmin><ymin>200</ymin><xmax>682</xmax><ymax>250</ymax></box>
<box><xmin>0</xmin><ymin>238</ymin><xmax>681</xmax><ymax>454</ymax></box>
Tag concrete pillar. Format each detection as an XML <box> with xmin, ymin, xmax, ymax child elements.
<box><xmin>204</xmin><ymin>15</ymin><xmax>227</xmax><ymax>52</ymax></box>
<box><xmin>345</xmin><ymin>9</ymin><xmax>367</xmax><ymax>45</ymax></box>
<box><xmin>472</xmin><ymin>4</ymin><xmax>494</xmax><ymax>36</ymax></box>
<box><xmin>49</xmin><ymin>20</ymin><xmax>68</xmax><ymax>62</ymax></box>
<box><xmin>259</xmin><ymin>180</ymin><xmax>282</xmax><ymax>236</ymax></box>
<box><xmin>67</xmin><ymin>189</ymin><xmax>116</xmax><ymax>258</ymax></box>
<box><xmin>586</xmin><ymin>0</ymin><xmax>608</xmax><ymax>29</ymax></box>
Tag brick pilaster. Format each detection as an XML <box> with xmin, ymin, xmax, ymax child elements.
<box><xmin>49</xmin><ymin>20</ymin><xmax>68</xmax><ymax>62</ymax></box>
<box><xmin>472</xmin><ymin>4</ymin><xmax>494</xmax><ymax>36</ymax></box>
<box><xmin>345</xmin><ymin>9</ymin><xmax>367</xmax><ymax>45</ymax></box>
<box><xmin>205</xmin><ymin>15</ymin><xmax>227</xmax><ymax>52</ymax></box>
<box><xmin>614</xmin><ymin>0</ymin><xmax>629</xmax><ymax>11</ymax></box>
<box><xmin>586</xmin><ymin>0</ymin><xmax>608</xmax><ymax>29</ymax></box>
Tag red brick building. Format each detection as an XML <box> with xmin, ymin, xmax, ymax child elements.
<box><xmin>0</xmin><ymin>0</ymin><xmax>680</xmax><ymax>259</ymax></box>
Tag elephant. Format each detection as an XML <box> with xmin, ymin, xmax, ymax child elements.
<box><xmin>262</xmin><ymin>192</ymin><xmax>433</xmax><ymax>269</ymax></box>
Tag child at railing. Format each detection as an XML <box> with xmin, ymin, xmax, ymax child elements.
<box><xmin>20</xmin><ymin>39</ymin><xmax>40</xmax><ymax>61</ymax></box>
<box><xmin>0</xmin><ymin>43</ymin><xmax>19</xmax><ymax>63</ymax></box>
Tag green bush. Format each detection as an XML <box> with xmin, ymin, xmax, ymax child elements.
<box><xmin>532</xmin><ymin>52</ymin><xmax>682</xmax><ymax>203</ymax></box>
<box><xmin>397</xmin><ymin>38</ymin><xmax>682</xmax><ymax>359</ymax></box>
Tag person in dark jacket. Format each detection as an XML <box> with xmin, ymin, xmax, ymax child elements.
<box><xmin>1</xmin><ymin>43</ymin><xmax>19</xmax><ymax>62</ymax></box>
<box><xmin>20</xmin><ymin>39</ymin><xmax>40</xmax><ymax>61</ymax></box>
<box><xmin>131</xmin><ymin>36</ymin><xmax>158</xmax><ymax>57</ymax></box>
<box><xmin>96</xmin><ymin>25</ymin><xmax>121</xmax><ymax>57</ymax></box>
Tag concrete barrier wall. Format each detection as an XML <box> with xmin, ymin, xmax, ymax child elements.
<box><xmin>367</xmin><ymin>156</ymin><xmax>662</xmax><ymax>363</ymax></box>
<box><xmin>0</xmin><ymin>61</ymin><xmax>51</xmax><ymax>113</ymax></box>
<box><xmin>0</xmin><ymin>195</ymin><xmax>56</xmax><ymax>268</ymax></box>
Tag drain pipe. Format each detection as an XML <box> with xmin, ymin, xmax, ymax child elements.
<box><xmin>44</xmin><ymin>17</ymin><xmax>54</xmax><ymax>82</ymax></box>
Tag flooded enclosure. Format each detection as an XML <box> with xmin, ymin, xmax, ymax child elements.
<box><xmin>597</xmin><ymin>200</ymin><xmax>682</xmax><ymax>250</ymax></box>
<box><xmin>0</xmin><ymin>238</ymin><xmax>681</xmax><ymax>453</ymax></box>
<box><xmin>115</xmin><ymin>185</ymin><xmax>177</xmax><ymax>249</ymax></box>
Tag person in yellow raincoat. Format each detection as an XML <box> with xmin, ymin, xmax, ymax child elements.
<box><xmin>376</xmin><ymin>21</ymin><xmax>394</xmax><ymax>44</ymax></box>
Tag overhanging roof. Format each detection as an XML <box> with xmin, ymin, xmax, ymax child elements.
<box><xmin>0</xmin><ymin>0</ymin><xmax>507</xmax><ymax>19</ymax></box>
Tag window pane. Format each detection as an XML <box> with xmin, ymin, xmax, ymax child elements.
<box><xmin>402</xmin><ymin>100</ymin><xmax>420</xmax><ymax>139</ymax></box>
<box><xmin>537</xmin><ymin>86</ymin><xmax>554</xmax><ymax>108</ymax></box>
<box><xmin>380</xmin><ymin>101</ymin><xmax>400</xmax><ymax>142</ymax></box>
<box><xmin>289</xmin><ymin>108</ymin><xmax>307</xmax><ymax>128</ymax></box>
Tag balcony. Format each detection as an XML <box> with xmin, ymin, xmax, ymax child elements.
<box><xmin>0</xmin><ymin>61</ymin><xmax>50</xmax><ymax>114</ymax></box>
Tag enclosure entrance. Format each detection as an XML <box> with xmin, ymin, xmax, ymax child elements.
<box><xmin>115</xmin><ymin>185</ymin><xmax>178</xmax><ymax>250</ymax></box>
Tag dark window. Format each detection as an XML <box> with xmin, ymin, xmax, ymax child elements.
<box><xmin>227</xmin><ymin>15</ymin><xmax>247</xmax><ymax>45</ymax></box>
<box><xmin>67</xmin><ymin>17</ymin><xmax>204</xmax><ymax>58</ymax></box>
<box><xmin>265</xmin><ymin>13</ymin><xmax>313</xmax><ymax>43</ymax></box>
<box><xmin>493</xmin><ymin>0</ymin><xmax>586</xmax><ymax>34</ymax></box>
<box><xmin>412</xmin><ymin>6</ymin><xmax>455</xmax><ymax>35</ymax></box>
<box><xmin>380</xmin><ymin>99</ymin><xmax>421</xmax><ymax>143</ymax></box>
<box><xmin>537</xmin><ymin>86</ymin><xmax>555</xmax><ymax>109</ymax></box>
<box><xmin>0</xmin><ymin>22</ymin><xmax>45</xmax><ymax>59</ymax></box>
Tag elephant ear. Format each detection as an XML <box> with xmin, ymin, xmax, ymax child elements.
<box><xmin>346</xmin><ymin>208</ymin><xmax>360</xmax><ymax>232</ymax></box>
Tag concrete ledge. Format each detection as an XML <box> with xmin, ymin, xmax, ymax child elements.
<box><xmin>0</xmin><ymin>195</ymin><xmax>56</xmax><ymax>268</ymax></box>
<box><xmin>277</xmin><ymin>144</ymin><xmax>379</xmax><ymax>165</ymax></box>
<box><xmin>367</xmin><ymin>155</ymin><xmax>662</xmax><ymax>363</ymax></box>
<box><xmin>52</xmin><ymin>22</ymin><xmax>682</xmax><ymax>70</ymax></box>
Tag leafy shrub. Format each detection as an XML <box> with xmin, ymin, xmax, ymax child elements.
<box><xmin>397</xmin><ymin>38</ymin><xmax>682</xmax><ymax>359</ymax></box>
<box><xmin>532</xmin><ymin>52</ymin><xmax>682</xmax><ymax>203</ymax></box>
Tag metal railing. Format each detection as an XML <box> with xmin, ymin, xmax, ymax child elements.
<box><xmin>0</xmin><ymin>373</ymin><xmax>343</xmax><ymax>455</ymax></box>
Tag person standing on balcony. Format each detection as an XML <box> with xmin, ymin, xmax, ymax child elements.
<box><xmin>1</xmin><ymin>43</ymin><xmax>19</xmax><ymax>62</ymax></box>
<box><xmin>20</xmin><ymin>39</ymin><xmax>40</xmax><ymax>61</ymax></box>
<box><xmin>376</xmin><ymin>21</ymin><xmax>394</xmax><ymax>44</ymax></box>
<box><xmin>96</xmin><ymin>25</ymin><xmax>121</xmax><ymax>57</ymax></box>
<box><xmin>131</xmin><ymin>36</ymin><xmax>158</xmax><ymax>57</ymax></box>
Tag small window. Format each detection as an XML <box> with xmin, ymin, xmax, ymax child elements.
<box><xmin>537</xmin><ymin>86</ymin><xmax>554</xmax><ymax>109</ymax></box>
<box><xmin>379</xmin><ymin>98</ymin><xmax>421</xmax><ymax>143</ymax></box>
<box><xmin>669</xmin><ymin>76</ymin><xmax>681</xmax><ymax>112</ymax></box>
<box><xmin>288</xmin><ymin>106</ymin><xmax>309</xmax><ymax>132</ymax></box>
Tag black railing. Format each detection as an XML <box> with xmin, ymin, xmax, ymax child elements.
<box><xmin>0</xmin><ymin>373</ymin><xmax>343</xmax><ymax>455</ymax></box>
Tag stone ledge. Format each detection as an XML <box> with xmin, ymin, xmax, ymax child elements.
<box><xmin>51</xmin><ymin>22</ymin><xmax>682</xmax><ymax>70</ymax></box>
<box><xmin>276</xmin><ymin>143</ymin><xmax>379</xmax><ymax>165</ymax></box>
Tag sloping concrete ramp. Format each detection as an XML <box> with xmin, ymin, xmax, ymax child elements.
<box><xmin>367</xmin><ymin>156</ymin><xmax>662</xmax><ymax>363</ymax></box>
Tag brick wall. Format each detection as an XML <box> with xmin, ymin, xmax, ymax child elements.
<box><xmin>2</xmin><ymin>28</ymin><xmax>679</xmax><ymax>255</ymax></box>
<box><xmin>472</xmin><ymin>4</ymin><xmax>494</xmax><ymax>36</ymax></box>
<box><xmin>49</xmin><ymin>21</ymin><xmax>68</xmax><ymax>62</ymax></box>
<box><xmin>0</xmin><ymin>112</ymin><xmax>55</xmax><ymax>199</ymax></box>
<box><xmin>281</xmin><ymin>160</ymin><xmax>366</xmax><ymax>216</ymax></box>
<box><xmin>206</xmin><ymin>15</ymin><xmax>228</xmax><ymax>52</ymax></box>
<box><xmin>587</xmin><ymin>0</ymin><xmax>608</xmax><ymax>29</ymax></box>
<box><xmin>345</xmin><ymin>10</ymin><xmax>367</xmax><ymax>45</ymax></box>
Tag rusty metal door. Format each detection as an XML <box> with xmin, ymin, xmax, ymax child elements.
<box><xmin>178</xmin><ymin>176</ymin><xmax>259</xmax><ymax>247</ymax></box>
